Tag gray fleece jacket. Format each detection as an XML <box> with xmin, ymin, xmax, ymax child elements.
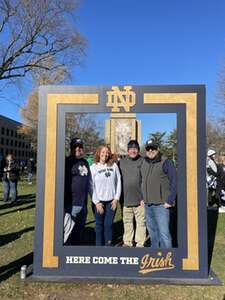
<box><xmin>119</xmin><ymin>155</ymin><xmax>143</xmax><ymax>207</ymax></box>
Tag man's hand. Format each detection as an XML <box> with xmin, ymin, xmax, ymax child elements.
<box><xmin>96</xmin><ymin>202</ymin><xmax>104</xmax><ymax>214</ymax></box>
<box><xmin>164</xmin><ymin>202</ymin><xmax>172</xmax><ymax>209</ymax></box>
<box><xmin>111</xmin><ymin>199</ymin><xmax>118</xmax><ymax>211</ymax></box>
<box><xmin>140</xmin><ymin>200</ymin><xmax>145</xmax><ymax>208</ymax></box>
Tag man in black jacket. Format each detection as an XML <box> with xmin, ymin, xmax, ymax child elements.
<box><xmin>2</xmin><ymin>154</ymin><xmax>20</xmax><ymax>204</ymax></box>
<box><xmin>141</xmin><ymin>139</ymin><xmax>177</xmax><ymax>248</ymax></box>
<box><xmin>64</xmin><ymin>138</ymin><xmax>92</xmax><ymax>245</ymax></box>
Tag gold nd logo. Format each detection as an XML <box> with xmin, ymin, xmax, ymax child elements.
<box><xmin>106</xmin><ymin>86</ymin><xmax>136</xmax><ymax>112</ymax></box>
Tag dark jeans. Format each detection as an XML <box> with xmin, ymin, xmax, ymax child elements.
<box><xmin>3</xmin><ymin>180</ymin><xmax>17</xmax><ymax>202</ymax></box>
<box><xmin>145</xmin><ymin>204</ymin><xmax>172</xmax><ymax>248</ymax></box>
<box><xmin>208</xmin><ymin>188</ymin><xmax>220</xmax><ymax>207</ymax></box>
<box><xmin>94</xmin><ymin>200</ymin><xmax>116</xmax><ymax>246</ymax></box>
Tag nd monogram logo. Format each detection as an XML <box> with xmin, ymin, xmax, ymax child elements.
<box><xmin>106</xmin><ymin>86</ymin><xmax>136</xmax><ymax>112</ymax></box>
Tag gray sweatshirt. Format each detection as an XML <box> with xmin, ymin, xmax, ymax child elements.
<box><xmin>119</xmin><ymin>155</ymin><xmax>143</xmax><ymax>206</ymax></box>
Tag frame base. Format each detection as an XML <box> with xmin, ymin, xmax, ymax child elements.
<box><xmin>26</xmin><ymin>269</ymin><xmax>221</xmax><ymax>285</ymax></box>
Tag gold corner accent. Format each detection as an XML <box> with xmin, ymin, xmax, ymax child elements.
<box><xmin>42</xmin><ymin>93</ymin><xmax>99</xmax><ymax>268</ymax></box>
<box><xmin>144</xmin><ymin>93</ymin><xmax>199</xmax><ymax>271</ymax></box>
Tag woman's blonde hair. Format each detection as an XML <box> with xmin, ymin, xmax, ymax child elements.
<box><xmin>94</xmin><ymin>145</ymin><xmax>114</xmax><ymax>166</ymax></box>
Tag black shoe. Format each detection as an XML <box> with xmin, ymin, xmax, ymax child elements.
<box><xmin>8</xmin><ymin>200</ymin><xmax>17</xmax><ymax>206</ymax></box>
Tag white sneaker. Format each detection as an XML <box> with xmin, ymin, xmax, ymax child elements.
<box><xmin>219</xmin><ymin>206</ymin><xmax>225</xmax><ymax>213</ymax></box>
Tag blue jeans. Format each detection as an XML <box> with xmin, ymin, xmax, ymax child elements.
<box><xmin>145</xmin><ymin>204</ymin><xmax>172</xmax><ymax>248</ymax></box>
<box><xmin>69</xmin><ymin>205</ymin><xmax>87</xmax><ymax>245</ymax></box>
<box><xmin>94</xmin><ymin>201</ymin><xmax>116</xmax><ymax>246</ymax></box>
<box><xmin>3</xmin><ymin>180</ymin><xmax>17</xmax><ymax>202</ymax></box>
<box><xmin>28</xmin><ymin>172</ymin><xmax>33</xmax><ymax>183</ymax></box>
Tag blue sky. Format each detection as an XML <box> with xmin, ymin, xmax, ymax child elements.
<box><xmin>93</xmin><ymin>113</ymin><xmax>176</xmax><ymax>145</ymax></box>
<box><xmin>1</xmin><ymin>0</ymin><xmax>224</xmax><ymax>138</ymax></box>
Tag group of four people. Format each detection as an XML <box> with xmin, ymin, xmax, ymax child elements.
<box><xmin>64</xmin><ymin>137</ymin><xmax>177</xmax><ymax>249</ymax></box>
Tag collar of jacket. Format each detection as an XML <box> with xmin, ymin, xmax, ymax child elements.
<box><xmin>144</xmin><ymin>153</ymin><xmax>162</xmax><ymax>164</ymax></box>
<box><xmin>127</xmin><ymin>154</ymin><xmax>141</xmax><ymax>161</ymax></box>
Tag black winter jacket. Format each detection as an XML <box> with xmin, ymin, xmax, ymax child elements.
<box><xmin>2</xmin><ymin>159</ymin><xmax>20</xmax><ymax>182</ymax></box>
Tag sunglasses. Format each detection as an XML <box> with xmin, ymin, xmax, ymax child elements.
<box><xmin>146</xmin><ymin>146</ymin><xmax>157</xmax><ymax>151</ymax></box>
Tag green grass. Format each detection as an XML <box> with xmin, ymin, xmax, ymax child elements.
<box><xmin>0</xmin><ymin>180</ymin><xmax>224</xmax><ymax>300</ymax></box>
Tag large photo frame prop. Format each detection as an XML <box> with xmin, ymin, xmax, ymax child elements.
<box><xmin>33</xmin><ymin>85</ymin><xmax>211</xmax><ymax>283</ymax></box>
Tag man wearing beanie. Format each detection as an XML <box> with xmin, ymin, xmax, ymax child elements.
<box><xmin>64</xmin><ymin>138</ymin><xmax>92</xmax><ymax>245</ymax></box>
<box><xmin>118</xmin><ymin>140</ymin><xmax>146</xmax><ymax>247</ymax></box>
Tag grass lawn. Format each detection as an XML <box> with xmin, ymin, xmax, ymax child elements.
<box><xmin>0</xmin><ymin>179</ymin><xmax>224</xmax><ymax>300</ymax></box>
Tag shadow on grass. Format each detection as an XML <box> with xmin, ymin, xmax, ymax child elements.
<box><xmin>81</xmin><ymin>220</ymin><xmax>124</xmax><ymax>246</ymax></box>
<box><xmin>17</xmin><ymin>194</ymin><xmax>36</xmax><ymax>201</ymax></box>
<box><xmin>207</xmin><ymin>207</ymin><xmax>219</xmax><ymax>269</ymax></box>
<box><xmin>170</xmin><ymin>205</ymin><xmax>178</xmax><ymax>248</ymax></box>
<box><xmin>0</xmin><ymin>252</ymin><xmax>33</xmax><ymax>283</ymax></box>
<box><xmin>0</xmin><ymin>194</ymin><xmax>35</xmax><ymax>210</ymax></box>
<box><xmin>0</xmin><ymin>203</ymin><xmax>35</xmax><ymax>217</ymax></box>
<box><xmin>65</xmin><ymin>219</ymin><xmax>123</xmax><ymax>246</ymax></box>
<box><xmin>0</xmin><ymin>226</ymin><xmax>34</xmax><ymax>247</ymax></box>
<box><xmin>113</xmin><ymin>220</ymin><xmax>123</xmax><ymax>246</ymax></box>
<box><xmin>85</xmin><ymin>220</ymin><xmax>95</xmax><ymax>226</ymax></box>
<box><xmin>81</xmin><ymin>227</ymin><xmax>95</xmax><ymax>245</ymax></box>
<box><xmin>66</xmin><ymin>226</ymin><xmax>96</xmax><ymax>246</ymax></box>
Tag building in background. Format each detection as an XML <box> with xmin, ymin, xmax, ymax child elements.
<box><xmin>0</xmin><ymin>115</ymin><xmax>34</xmax><ymax>163</ymax></box>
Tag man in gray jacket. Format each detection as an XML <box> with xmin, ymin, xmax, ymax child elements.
<box><xmin>119</xmin><ymin>140</ymin><xmax>145</xmax><ymax>247</ymax></box>
<box><xmin>141</xmin><ymin>139</ymin><xmax>177</xmax><ymax>248</ymax></box>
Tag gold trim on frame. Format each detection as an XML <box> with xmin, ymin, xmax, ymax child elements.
<box><xmin>144</xmin><ymin>93</ymin><xmax>199</xmax><ymax>270</ymax></box>
<box><xmin>43</xmin><ymin>93</ymin><xmax>99</xmax><ymax>268</ymax></box>
<box><xmin>42</xmin><ymin>91</ymin><xmax>199</xmax><ymax>271</ymax></box>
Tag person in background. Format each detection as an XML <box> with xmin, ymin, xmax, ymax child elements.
<box><xmin>141</xmin><ymin>139</ymin><xmax>177</xmax><ymax>248</ymax></box>
<box><xmin>64</xmin><ymin>138</ymin><xmax>92</xmax><ymax>245</ymax></box>
<box><xmin>0</xmin><ymin>155</ymin><xmax>3</xmax><ymax>180</ymax></box>
<box><xmin>27</xmin><ymin>158</ymin><xmax>35</xmax><ymax>184</ymax></box>
<box><xmin>20</xmin><ymin>160</ymin><xmax>26</xmax><ymax>177</ymax></box>
<box><xmin>216</xmin><ymin>155</ymin><xmax>225</xmax><ymax>211</ymax></box>
<box><xmin>86</xmin><ymin>153</ymin><xmax>94</xmax><ymax>166</ymax></box>
<box><xmin>2</xmin><ymin>154</ymin><xmax>20</xmax><ymax>204</ymax></box>
<box><xmin>90</xmin><ymin>145</ymin><xmax>121</xmax><ymax>246</ymax></box>
<box><xmin>206</xmin><ymin>149</ymin><xmax>218</xmax><ymax>207</ymax></box>
<box><xmin>119</xmin><ymin>140</ymin><xmax>145</xmax><ymax>247</ymax></box>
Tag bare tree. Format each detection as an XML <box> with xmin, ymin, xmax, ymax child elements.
<box><xmin>19</xmin><ymin>64</ymin><xmax>69</xmax><ymax>150</ymax></box>
<box><xmin>19</xmin><ymin>89</ymin><xmax>38</xmax><ymax>150</ymax></box>
<box><xmin>218</xmin><ymin>67</ymin><xmax>225</xmax><ymax>126</ymax></box>
<box><xmin>165</xmin><ymin>128</ymin><xmax>177</xmax><ymax>160</ymax></box>
<box><xmin>148</xmin><ymin>131</ymin><xmax>167</xmax><ymax>147</ymax></box>
<box><xmin>20</xmin><ymin>87</ymin><xmax>104</xmax><ymax>153</ymax></box>
<box><xmin>0</xmin><ymin>0</ymin><xmax>85</xmax><ymax>86</ymax></box>
<box><xmin>206</xmin><ymin>120</ymin><xmax>225</xmax><ymax>155</ymax></box>
<box><xmin>65</xmin><ymin>113</ymin><xmax>104</xmax><ymax>156</ymax></box>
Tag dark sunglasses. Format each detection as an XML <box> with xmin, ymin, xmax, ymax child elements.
<box><xmin>146</xmin><ymin>146</ymin><xmax>157</xmax><ymax>151</ymax></box>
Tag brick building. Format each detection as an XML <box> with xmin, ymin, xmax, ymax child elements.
<box><xmin>0</xmin><ymin>115</ymin><xmax>34</xmax><ymax>163</ymax></box>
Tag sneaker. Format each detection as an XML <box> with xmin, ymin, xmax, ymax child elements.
<box><xmin>122</xmin><ymin>243</ymin><xmax>132</xmax><ymax>247</ymax></box>
<box><xmin>219</xmin><ymin>206</ymin><xmax>225</xmax><ymax>213</ymax></box>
